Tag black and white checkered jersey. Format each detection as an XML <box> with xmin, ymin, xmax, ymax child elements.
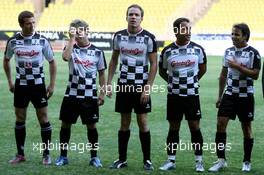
<box><xmin>64</xmin><ymin>43</ymin><xmax>107</xmax><ymax>99</ymax></box>
<box><xmin>160</xmin><ymin>41</ymin><xmax>207</xmax><ymax>96</ymax></box>
<box><xmin>4</xmin><ymin>32</ymin><xmax>54</xmax><ymax>86</ymax></box>
<box><xmin>223</xmin><ymin>45</ymin><xmax>261</xmax><ymax>97</ymax></box>
<box><xmin>113</xmin><ymin>29</ymin><xmax>157</xmax><ymax>85</ymax></box>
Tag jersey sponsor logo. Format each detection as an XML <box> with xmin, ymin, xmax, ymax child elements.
<box><xmin>16</xmin><ymin>50</ymin><xmax>39</xmax><ymax>57</ymax></box>
<box><xmin>73</xmin><ymin>57</ymin><xmax>94</xmax><ymax>67</ymax></box>
<box><xmin>121</xmin><ymin>47</ymin><xmax>144</xmax><ymax>55</ymax></box>
<box><xmin>171</xmin><ymin>59</ymin><xmax>195</xmax><ymax>67</ymax></box>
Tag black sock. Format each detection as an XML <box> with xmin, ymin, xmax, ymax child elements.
<box><xmin>40</xmin><ymin>122</ymin><xmax>52</xmax><ymax>156</ymax></box>
<box><xmin>139</xmin><ymin>131</ymin><xmax>151</xmax><ymax>163</ymax></box>
<box><xmin>15</xmin><ymin>121</ymin><xmax>26</xmax><ymax>156</ymax></box>
<box><xmin>166</xmin><ymin>129</ymin><xmax>179</xmax><ymax>162</ymax></box>
<box><xmin>118</xmin><ymin>130</ymin><xmax>130</xmax><ymax>161</ymax></box>
<box><xmin>215</xmin><ymin>132</ymin><xmax>226</xmax><ymax>159</ymax></box>
<box><xmin>88</xmin><ymin>128</ymin><xmax>98</xmax><ymax>158</ymax></box>
<box><xmin>191</xmin><ymin>129</ymin><xmax>203</xmax><ymax>156</ymax></box>
<box><xmin>243</xmin><ymin>138</ymin><xmax>254</xmax><ymax>162</ymax></box>
<box><xmin>60</xmin><ymin>127</ymin><xmax>71</xmax><ymax>157</ymax></box>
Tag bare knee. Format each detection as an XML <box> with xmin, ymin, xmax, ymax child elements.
<box><xmin>15</xmin><ymin>108</ymin><xmax>27</xmax><ymax>122</ymax></box>
<box><xmin>87</xmin><ymin>123</ymin><xmax>96</xmax><ymax>130</ymax></box>
<box><xmin>137</xmin><ymin>114</ymin><xmax>149</xmax><ymax>132</ymax></box>
<box><xmin>188</xmin><ymin>120</ymin><xmax>200</xmax><ymax>131</ymax></box>
<box><xmin>217</xmin><ymin>117</ymin><xmax>229</xmax><ymax>132</ymax></box>
<box><xmin>120</xmin><ymin>113</ymin><xmax>131</xmax><ymax>131</ymax></box>
<box><xmin>36</xmin><ymin>107</ymin><xmax>48</xmax><ymax>124</ymax></box>
<box><xmin>241</xmin><ymin>122</ymin><xmax>252</xmax><ymax>139</ymax></box>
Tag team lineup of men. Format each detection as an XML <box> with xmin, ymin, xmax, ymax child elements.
<box><xmin>3</xmin><ymin>4</ymin><xmax>263</xmax><ymax>173</ymax></box>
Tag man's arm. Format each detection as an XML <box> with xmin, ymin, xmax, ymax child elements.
<box><xmin>106</xmin><ymin>50</ymin><xmax>119</xmax><ymax>97</ymax></box>
<box><xmin>198</xmin><ymin>63</ymin><xmax>207</xmax><ymax>80</ymax></box>
<box><xmin>159</xmin><ymin>62</ymin><xmax>168</xmax><ymax>82</ymax></box>
<box><xmin>47</xmin><ymin>60</ymin><xmax>57</xmax><ymax>99</ymax></box>
<box><xmin>3</xmin><ymin>58</ymin><xmax>14</xmax><ymax>93</ymax></box>
<box><xmin>62</xmin><ymin>37</ymin><xmax>75</xmax><ymax>61</ymax></box>
<box><xmin>228</xmin><ymin>59</ymin><xmax>260</xmax><ymax>80</ymax></box>
<box><xmin>141</xmin><ymin>52</ymin><xmax>157</xmax><ymax>104</ymax></box>
<box><xmin>98</xmin><ymin>70</ymin><xmax>106</xmax><ymax>105</ymax></box>
<box><xmin>216</xmin><ymin>67</ymin><xmax>228</xmax><ymax>108</ymax></box>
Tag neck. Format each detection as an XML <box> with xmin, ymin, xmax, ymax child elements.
<box><xmin>78</xmin><ymin>39</ymin><xmax>89</xmax><ymax>47</ymax></box>
<box><xmin>176</xmin><ymin>39</ymin><xmax>189</xmax><ymax>46</ymax></box>
<box><xmin>22</xmin><ymin>31</ymin><xmax>33</xmax><ymax>37</ymax></box>
<box><xmin>236</xmin><ymin>43</ymin><xmax>247</xmax><ymax>48</ymax></box>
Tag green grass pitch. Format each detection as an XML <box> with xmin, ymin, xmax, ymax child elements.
<box><xmin>0</xmin><ymin>52</ymin><xmax>263</xmax><ymax>175</ymax></box>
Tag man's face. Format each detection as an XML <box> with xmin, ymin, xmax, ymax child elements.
<box><xmin>231</xmin><ymin>27</ymin><xmax>247</xmax><ymax>47</ymax></box>
<box><xmin>126</xmin><ymin>7</ymin><xmax>143</xmax><ymax>28</ymax></box>
<box><xmin>21</xmin><ymin>17</ymin><xmax>35</xmax><ymax>35</ymax></box>
<box><xmin>176</xmin><ymin>21</ymin><xmax>191</xmax><ymax>42</ymax></box>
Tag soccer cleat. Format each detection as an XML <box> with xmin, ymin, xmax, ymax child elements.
<box><xmin>242</xmin><ymin>161</ymin><xmax>251</xmax><ymax>172</ymax></box>
<box><xmin>55</xmin><ymin>156</ymin><xmax>69</xmax><ymax>166</ymax></box>
<box><xmin>89</xmin><ymin>157</ymin><xmax>103</xmax><ymax>168</ymax></box>
<box><xmin>143</xmin><ymin>160</ymin><xmax>154</xmax><ymax>171</ymax></box>
<box><xmin>159</xmin><ymin>159</ymin><xmax>176</xmax><ymax>171</ymax></box>
<box><xmin>9</xmin><ymin>154</ymin><xmax>26</xmax><ymax>164</ymax></box>
<box><xmin>195</xmin><ymin>160</ymin><xmax>205</xmax><ymax>172</ymax></box>
<box><xmin>109</xmin><ymin>159</ymin><xmax>128</xmax><ymax>169</ymax></box>
<box><xmin>208</xmin><ymin>158</ymin><xmax>227</xmax><ymax>172</ymax></box>
<box><xmin>42</xmin><ymin>154</ymin><xmax>51</xmax><ymax>165</ymax></box>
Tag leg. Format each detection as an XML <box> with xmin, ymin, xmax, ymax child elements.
<box><xmin>59</xmin><ymin>122</ymin><xmax>72</xmax><ymax>157</ymax></box>
<box><xmin>215</xmin><ymin>116</ymin><xmax>229</xmax><ymax>159</ymax></box>
<box><xmin>15</xmin><ymin>107</ymin><xmax>27</xmax><ymax>156</ymax></box>
<box><xmin>118</xmin><ymin>113</ymin><xmax>131</xmax><ymax>161</ymax></box>
<box><xmin>86</xmin><ymin>123</ymin><xmax>98</xmax><ymax>158</ymax></box>
<box><xmin>36</xmin><ymin>107</ymin><xmax>52</xmax><ymax>156</ymax></box>
<box><xmin>241</xmin><ymin>121</ymin><xmax>253</xmax><ymax>162</ymax></box>
<box><xmin>137</xmin><ymin>113</ymin><xmax>151</xmax><ymax>163</ymax></box>
<box><xmin>167</xmin><ymin>120</ymin><xmax>181</xmax><ymax>162</ymax></box>
<box><xmin>188</xmin><ymin>120</ymin><xmax>203</xmax><ymax>159</ymax></box>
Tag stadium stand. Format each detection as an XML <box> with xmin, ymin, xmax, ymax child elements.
<box><xmin>194</xmin><ymin>0</ymin><xmax>264</xmax><ymax>34</ymax></box>
<box><xmin>0</xmin><ymin>0</ymin><xmax>34</xmax><ymax>31</ymax></box>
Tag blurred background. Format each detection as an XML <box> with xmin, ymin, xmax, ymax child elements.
<box><xmin>0</xmin><ymin>0</ymin><xmax>263</xmax><ymax>55</ymax></box>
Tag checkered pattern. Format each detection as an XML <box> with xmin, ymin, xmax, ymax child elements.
<box><xmin>4</xmin><ymin>32</ymin><xmax>54</xmax><ymax>86</ymax></box>
<box><xmin>223</xmin><ymin>46</ymin><xmax>261</xmax><ymax>97</ymax></box>
<box><xmin>160</xmin><ymin>42</ymin><xmax>207</xmax><ymax>96</ymax></box>
<box><xmin>64</xmin><ymin>44</ymin><xmax>106</xmax><ymax>99</ymax></box>
<box><xmin>113</xmin><ymin>29</ymin><xmax>157</xmax><ymax>85</ymax></box>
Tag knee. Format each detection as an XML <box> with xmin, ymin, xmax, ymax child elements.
<box><xmin>217</xmin><ymin>119</ymin><xmax>228</xmax><ymax>132</ymax></box>
<box><xmin>87</xmin><ymin>123</ymin><xmax>96</xmax><ymax>130</ymax></box>
<box><xmin>15</xmin><ymin>110</ymin><xmax>26</xmax><ymax>122</ymax></box>
<box><xmin>138</xmin><ymin>122</ymin><xmax>148</xmax><ymax>132</ymax></box>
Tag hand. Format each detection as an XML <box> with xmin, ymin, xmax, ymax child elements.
<box><xmin>97</xmin><ymin>93</ymin><xmax>105</xmax><ymax>106</ymax></box>
<box><xmin>140</xmin><ymin>85</ymin><xmax>151</xmax><ymax>105</ymax></box>
<box><xmin>227</xmin><ymin>59</ymin><xmax>240</xmax><ymax>70</ymax></box>
<box><xmin>215</xmin><ymin>98</ymin><xmax>221</xmax><ymax>108</ymax></box>
<box><xmin>8</xmin><ymin>82</ymin><xmax>15</xmax><ymax>93</ymax></box>
<box><xmin>69</xmin><ymin>27</ymin><xmax>76</xmax><ymax>39</ymax></box>
<box><xmin>46</xmin><ymin>84</ymin><xmax>54</xmax><ymax>99</ymax></box>
<box><xmin>106</xmin><ymin>84</ymin><xmax>113</xmax><ymax>98</ymax></box>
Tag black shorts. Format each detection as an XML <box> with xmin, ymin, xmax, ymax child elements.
<box><xmin>218</xmin><ymin>94</ymin><xmax>254</xmax><ymax>122</ymax></box>
<box><xmin>115</xmin><ymin>84</ymin><xmax>151</xmax><ymax>114</ymax></box>
<box><xmin>167</xmin><ymin>94</ymin><xmax>201</xmax><ymax>121</ymax></box>
<box><xmin>60</xmin><ymin>97</ymin><xmax>99</xmax><ymax>124</ymax></box>
<box><xmin>14</xmin><ymin>83</ymin><xmax>48</xmax><ymax>108</ymax></box>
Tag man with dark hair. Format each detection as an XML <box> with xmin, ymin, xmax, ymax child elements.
<box><xmin>107</xmin><ymin>4</ymin><xmax>157</xmax><ymax>171</ymax></box>
<box><xmin>55</xmin><ymin>19</ymin><xmax>106</xmax><ymax>168</ymax></box>
<box><xmin>3</xmin><ymin>10</ymin><xmax>57</xmax><ymax>165</ymax></box>
<box><xmin>209</xmin><ymin>23</ymin><xmax>261</xmax><ymax>172</ymax></box>
<box><xmin>159</xmin><ymin>17</ymin><xmax>207</xmax><ymax>172</ymax></box>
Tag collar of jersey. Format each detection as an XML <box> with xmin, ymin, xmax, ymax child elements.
<box><xmin>126</xmin><ymin>28</ymin><xmax>143</xmax><ymax>36</ymax></box>
<box><xmin>234</xmin><ymin>44</ymin><xmax>249</xmax><ymax>51</ymax></box>
<box><xmin>76</xmin><ymin>42</ymin><xmax>91</xmax><ymax>48</ymax></box>
<box><xmin>174</xmin><ymin>41</ymin><xmax>190</xmax><ymax>48</ymax></box>
<box><xmin>20</xmin><ymin>31</ymin><xmax>35</xmax><ymax>38</ymax></box>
